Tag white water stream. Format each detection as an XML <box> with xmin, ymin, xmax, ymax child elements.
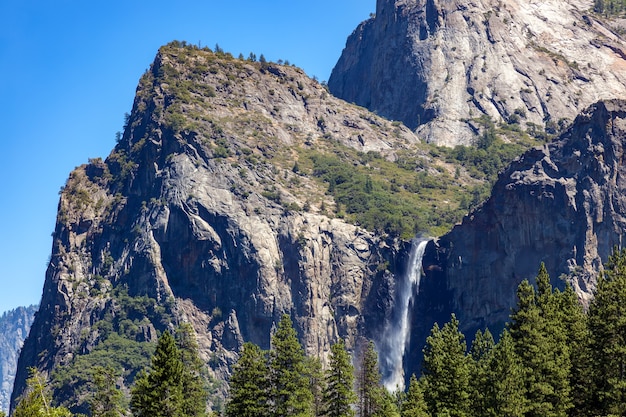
<box><xmin>379</xmin><ymin>239</ymin><xmax>429</xmax><ymax>392</ymax></box>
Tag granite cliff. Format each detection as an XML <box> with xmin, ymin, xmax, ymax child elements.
<box><xmin>0</xmin><ymin>305</ymin><xmax>37</xmax><ymax>413</ymax></box>
<box><xmin>12</xmin><ymin>43</ymin><xmax>435</xmax><ymax>412</ymax></box>
<box><xmin>14</xmin><ymin>33</ymin><xmax>626</xmax><ymax>412</ymax></box>
<box><xmin>415</xmin><ymin>100</ymin><xmax>626</xmax><ymax>364</ymax></box>
<box><xmin>329</xmin><ymin>0</ymin><xmax>626</xmax><ymax>145</ymax></box>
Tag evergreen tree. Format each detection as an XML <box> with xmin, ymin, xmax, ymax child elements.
<box><xmin>130</xmin><ymin>330</ymin><xmax>185</xmax><ymax>417</ymax></box>
<box><xmin>323</xmin><ymin>339</ymin><xmax>356</xmax><ymax>417</ymax></box>
<box><xmin>88</xmin><ymin>366</ymin><xmax>125</xmax><ymax>417</ymax></box>
<box><xmin>226</xmin><ymin>342</ymin><xmax>269</xmax><ymax>417</ymax></box>
<box><xmin>269</xmin><ymin>314</ymin><xmax>313</xmax><ymax>417</ymax></box>
<box><xmin>468</xmin><ymin>328</ymin><xmax>495</xmax><ymax>416</ymax></box>
<box><xmin>421</xmin><ymin>314</ymin><xmax>471</xmax><ymax>417</ymax></box>
<box><xmin>175</xmin><ymin>323</ymin><xmax>208</xmax><ymax>417</ymax></box>
<box><xmin>588</xmin><ymin>247</ymin><xmax>626</xmax><ymax>416</ymax></box>
<box><xmin>305</xmin><ymin>356</ymin><xmax>325</xmax><ymax>417</ymax></box>
<box><xmin>509</xmin><ymin>264</ymin><xmax>572</xmax><ymax>417</ymax></box>
<box><xmin>13</xmin><ymin>368</ymin><xmax>72</xmax><ymax>417</ymax></box>
<box><xmin>557</xmin><ymin>283</ymin><xmax>591</xmax><ymax>417</ymax></box>
<box><xmin>357</xmin><ymin>340</ymin><xmax>382</xmax><ymax>417</ymax></box>
<box><xmin>485</xmin><ymin>329</ymin><xmax>528</xmax><ymax>417</ymax></box>
<box><xmin>400</xmin><ymin>375</ymin><xmax>428</xmax><ymax>417</ymax></box>
<box><xmin>373</xmin><ymin>389</ymin><xmax>399</xmax><ymax>417</ymax></box>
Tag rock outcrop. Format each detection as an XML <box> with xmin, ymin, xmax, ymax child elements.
<box><xmin>418</xmin><ymin>100</ymin><xmax>626</xmax><ymax>356</ymax></box>
<box><xmin>0</xmin><ymin>305</ymin><xmax>37</xmax><ymax>413</ymax></box>
<box><xmin>11</xmin><ymin>44</ymin><xmax>420</xmax><ymax>412</ymax></box>
<box><xmin>329</xmin><ymin>0</ymin><xmax>626</xmax><ymax>145</ymax></box>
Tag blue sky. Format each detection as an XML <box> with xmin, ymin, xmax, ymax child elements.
<box><xmin>0</xmin><ymin>1</ymin><xmax>375</xmax><ymax>314</ymax></box>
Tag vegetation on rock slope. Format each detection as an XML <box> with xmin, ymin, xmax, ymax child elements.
<box><xmin>109</xmin><ymin>41</ymin><xmax>544</xmax><ymax>238</ymax></box>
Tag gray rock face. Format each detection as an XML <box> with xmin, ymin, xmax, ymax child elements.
<box><xmin>330</xmin><ymin>0</ymin><xmax>626</xmax><ymax>145</ymax></box>
<box><xmin>0</xmin><ymin>305</ymin><xmax>37</xmax><ymax>413</ymax></box>
<box><xmin>421</xmin><ymin>100</ymin><xmax>626</xmax><ymax>345</ymax></box>
<box><xmin>11</xmin><ymin>45</ymin><xmax>416</xmax><ymax>411</ymax></box>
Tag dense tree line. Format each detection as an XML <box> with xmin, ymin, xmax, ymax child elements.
<box><xmin>226</xmin><ymin>248</ymin><xmax>626</xmax><ymax>417</ymax></box>
<box><xmin>11</xmin><ymin>324</ymin><xmax>208</xmax><ymax>417</ymax></box>
<box><xmin>12</xmin><ymin>248</ymin><xmax>626</xmax><ymax>416</ymax></box>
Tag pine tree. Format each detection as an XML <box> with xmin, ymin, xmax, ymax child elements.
<box><xmin>468</xmin><ymin>328</ymin><xmax>495</xmax><ymax>416</ymax></box>
<box><xmin>13</xmin><ymin>368</ymin><xmax>72</xmax><ymax>417</ymax></box>
<box><xmin>422</xmin><ymin>314</ymin><xmax>471</xmax><ymax>417</ymax></box>
<box><xmin>323</xmin><ymin>339</ymin><xmax>356</xmax><ymax>417</ymax></box>
<box><xmin>588</xmin><ymin>247</ymin><xmax>626</xmax><ymax>416</ymax></box>
<box><xmin>485</xmin><ymin>329</ymin><xmax>528</xmax><ymax>417</ymax></box>
<box><xmin>373</xmin><ymin>389</ymin><xmax>399</xmax><ymax>417</ymax></box>
<box><xmin>175</xmin><ymin>323</ymin><xmax>208</xmax><ymax>417</ymax></box>
<box><xmin>508</xmin><ymin>264</ymin><xmax>571</xmax><ymax>417</ymax></box>
<box><xmin>88</xmin><ymin>366</ymin><xmax>125</xmax><ymax>417</ymax></box>
<box><xmin>269</xmin><ymin>314</ymin><xmax>313</xmax><ymax>417</ymax></box>
<box><xmin>130</xmin><ymin>330</ymin><xmax>185</xmax><ymax>417</ymax></box>
<box><xmin>226</xmin><ymin>342</ymin><xmax>269</xmax><ymax>417</ymax></box>
<box><xmin>306</xmin><ymin>356</ymin><xmax>326</xmax><ymax>417</ymax></box>
<box><xmin>357</xmin><ymin>340</ymin><xmax>382</xmax><ymax>417</ymax></box>
<box><xmin>400</xmin><ymin>375</ymin><xmax>428</xmax><ymax>417</ymax></box>
<box><xmin>557</xmin><ymin>283</ymin><xmax>591</xmax><ymax>417</ymax></box>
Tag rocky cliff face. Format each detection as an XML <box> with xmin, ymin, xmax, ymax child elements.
<box><xmin>418</xmin><ymin>100</ymin><xmax>626</xmax><ymax>354</ymax></box>
<box><xmin>15</xmin><ymin>39</ymin><xmax>626</xmax><ymax>411</ymax></box>
<box><xmin>329</xmin><ymin>0</ymin><xmax>626</xmax><ymax>145</ymax></box>
<box><xmin>0</xmin><ymin>305</ymin><xmax>37</xmax><ymax>413</ymax></box>
<box><xmin>11</xmin><ymin>44</ymin><xmax>423</xmax><ymax>412</ymax></box>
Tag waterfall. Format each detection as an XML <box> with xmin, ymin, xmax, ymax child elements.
<box><xmin>379</xmin><ymin>238</ymin><xmax>429</xmax><ymax>392</ymax></box>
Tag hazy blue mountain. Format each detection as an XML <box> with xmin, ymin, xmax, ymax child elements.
<box><xmin>0</xmin><ymin>304</ymin><xmax>37</xmax><ymax>413</ymax></box>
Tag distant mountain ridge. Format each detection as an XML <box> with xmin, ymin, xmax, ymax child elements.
<box><xmin>0</xmin><ymin>305</ymin><xmax>37</xmax><ymax>413</ymax></box>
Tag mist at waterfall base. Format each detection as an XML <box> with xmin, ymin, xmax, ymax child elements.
<box><xmin>378</xmin><ymin>239</ymin><xmax>430</xmax><ymax>392</ymax></box>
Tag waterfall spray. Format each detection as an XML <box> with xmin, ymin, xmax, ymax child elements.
<box><xmin>379</xmin><ymin>239</ymin><xmax>429</xmax><ymax>392</ymax></box>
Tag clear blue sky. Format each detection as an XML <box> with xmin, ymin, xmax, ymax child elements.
<box><xmin>0</xmin><ymin>1</ymin><xmax>375</xmax><ymax>314</ymax></box>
